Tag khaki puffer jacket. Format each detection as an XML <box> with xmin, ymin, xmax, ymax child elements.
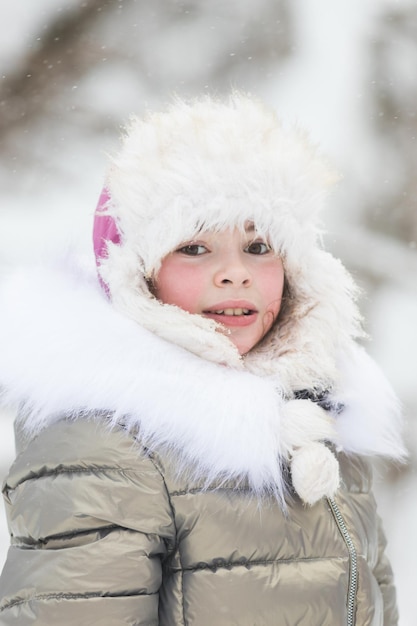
<box><xmin>0</xmin><ymin>416</ymin><xmax>397</xmax><ymax>626</ymax></box>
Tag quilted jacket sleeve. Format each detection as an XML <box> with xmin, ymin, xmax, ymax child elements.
<box><xmin>0</xmin><ymin>418</ymin><xmax>176</xmax><ymax>626</ymax></box>
<box><xmin>373</xmin><ymin>515</ymin><xmax>399</xmax><ymax>626</ymax></box>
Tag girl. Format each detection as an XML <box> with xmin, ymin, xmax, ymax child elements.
<box><xmin>0</xmin><ymin>94</ymin><xmax>406</xmax><ymax>625</ymax></box>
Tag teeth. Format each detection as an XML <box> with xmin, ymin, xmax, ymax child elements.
<box><xmin>213</xmin><ymin>308</ymin><xmax>251</xmax><ymax>316</ymax></box>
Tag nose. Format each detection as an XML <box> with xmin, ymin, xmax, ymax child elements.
<box><xmin>213</xmin><ymin>252</ymin><xmax>252</xmax><ymax>287</ymax></box>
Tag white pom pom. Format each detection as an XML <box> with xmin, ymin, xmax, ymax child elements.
<box><xmin>291</xmin><ymin>442</ymin><xmax>340</xmax><ymax>506</ymax></box>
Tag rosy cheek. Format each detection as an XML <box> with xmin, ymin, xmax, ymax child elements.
<box><xmin>267</xmin><ymin>292</ymin><xmax>284</xmax><ymax>319</ymax></box>
<box><xmin>155</xmin><ymin>263</ymin><xmax>204</xmax><ymax>314</ymax></box>
<box><xmin>263</xmin><ymin>268</ymin><xmax>285</xmax><ymax>313</ymax></box>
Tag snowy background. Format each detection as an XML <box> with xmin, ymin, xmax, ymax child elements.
<box><xmin>0</xmin><ymin>0</ymin><xmax>416</xmax><ymax>623</ymax></box>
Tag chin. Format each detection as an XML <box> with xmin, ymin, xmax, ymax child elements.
<box><xmin>232</xmin><ymin>337</ymin><xmax>257</xmax><ymax>356</ymax></box>
<box><xmin>225</xmin><ymin>326</ymin><xmax>266</xmax><ymax>356</ymax></box>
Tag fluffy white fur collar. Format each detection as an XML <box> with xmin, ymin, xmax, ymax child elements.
<box><xmin>0</xmin><ymin>259</ymin><xmax>406</xmax><ymax>505</ymax></box>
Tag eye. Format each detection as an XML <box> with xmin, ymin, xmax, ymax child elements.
<box><xmin>244</xmin><ymin>240</ymin><xmax>271</xmax><ymax>255</ymax></box>
<box><xmin>177</xmin><ymin>244</ymin><xmax>208</xmax><ymax>256</ymax></box>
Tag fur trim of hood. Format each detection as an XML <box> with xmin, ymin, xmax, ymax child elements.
<box><xmin>96</xmin><ymin>94</ymin><xmax>363</xmax><ymax>392</ymax></box>
<box><xmin>0</xmin><ymin>260</ymin><xmax>406</xmax><ymax>506</ymax></box>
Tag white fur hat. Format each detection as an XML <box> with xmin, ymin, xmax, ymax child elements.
<box><xmin>95</xmin><ymin>93</ymin><xmax>363</xmax><ymax>392</ymax></box>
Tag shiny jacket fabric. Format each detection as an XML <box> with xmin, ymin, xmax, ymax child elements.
<box><xmin>0</xmin><ymin>417</ymin><xmax>397</xmax><ymax>626</ymax></box>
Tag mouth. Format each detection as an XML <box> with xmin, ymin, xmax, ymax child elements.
<box><xmin>202</xmin><ymin>306</ymin><xmax>258</xmax><ymax>328</ymax></box>
<box><xmin>203</xmin><ymin>307</ymin><xmax>255</xmax><ymax>317</ymax></box>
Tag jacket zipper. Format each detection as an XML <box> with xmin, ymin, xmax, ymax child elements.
<box><xmin>327</xmin><ymin>497</ymin><xmax>358</xmax><ymax>626</ymax></box>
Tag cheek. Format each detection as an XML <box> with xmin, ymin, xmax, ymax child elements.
<box><xmin>154</xmin><ymin>262</ymin><xmax>205</xmax><ymax>313</ymax></box>
<box><xmin>260</xmin><ymin>264</ymin><xmax>285</xmax><ymax>316</ymax></box>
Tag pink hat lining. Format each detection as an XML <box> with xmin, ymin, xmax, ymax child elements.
<box><xmin>92</xmin><ymin>187</ymin><xmax>121</xmax><ymax>294</ymax></box>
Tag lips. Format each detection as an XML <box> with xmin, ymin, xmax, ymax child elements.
<box><xmin>203</xmin><ymin>301</ymin><xmax>258</xmax><ymax>326</ymax></box>
<box><xmin>207</xmin><ymin>308</ymin><xmax>252</xmax><ymax>316</ymax></box>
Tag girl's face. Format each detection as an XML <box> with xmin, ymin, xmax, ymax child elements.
<box><xmin>153</xmin><ymin>226</ymin><xmax>285</xmax><ymax>355</ymax></box>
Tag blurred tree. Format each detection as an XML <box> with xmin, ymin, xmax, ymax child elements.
<box><xmin>0</xmin><ymin>0</ymin><xmax>292</xmax><ymax>156</ymax></box>
<box><xmin>0</xmin><ymin>0</ymin><xmax>115</xmax><ymax>142</ymax></box>
<box><xmin>327</xmin><ymin>5</ymin><xmax>417</xmax><ymax>295</ymax></box>
<box><xmin>369</xmin><ymin>5</ymin><xmax>417</xmax><ymax>245</ymax></box>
